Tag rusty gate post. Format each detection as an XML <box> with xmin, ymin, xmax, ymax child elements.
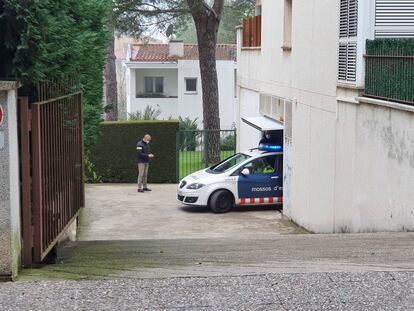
<box><xmin>31</xmin><ymin>104</ymin><xmax>44</xmax><ymax>263</ymax></box>
<box><xmin>19</xmin><ymin>97</ymin><xmax>33</xmax><ymax>267</ymax></box>
<box><xmin>79</xmin><ymin>93</ymin><xmax>85</xmax><ymax>208</ymax></box>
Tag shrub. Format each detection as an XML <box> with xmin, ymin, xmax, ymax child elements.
<box><xmin>178</xmin><ymin>116</ymin><xmax>199</xmax><ymax>151</ymax></box>
<box><xmin>89</xmin><ymin>120</ymin><xmax>179</xmax><ymax>183</ymax></box>
<box><xmin>128</xmin><ymin>105</ymin><xmax>162</xmax><ymax>120</ymax></box>
<box><xmin>221</xmin><ymin>133</ymin><xmax>236</xmax><ymax>151</ymax></box>
<box><xmin>0</xmin><ymin>0</ymin><xmax>111</xmax><ymax>153</ymax></box>
<box><xmin>136</xmin><ymin>92</ymin><xmax>166</xmax><ymax>98</ymax></box>
<box><xmin>84</xmin><ymin>156</ymin><xmax>102</xmax><ymax>183</ymax></box>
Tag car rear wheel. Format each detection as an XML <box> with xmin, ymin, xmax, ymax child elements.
<box><xmin>209</xmin><ymin>190</ymin><xmax>234</xmax><ymax>213</ymax></box>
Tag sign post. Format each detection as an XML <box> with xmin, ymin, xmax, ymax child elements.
<box><xmin>0</xmin><ymin>104</ymin><xmax>3</xmax><ymax>126</ymax></box>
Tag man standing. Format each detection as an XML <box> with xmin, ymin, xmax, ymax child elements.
<box><xmin>136</xmin><ymin>134</ymin><xmax>154</xmax><ymax>193</ymax></box>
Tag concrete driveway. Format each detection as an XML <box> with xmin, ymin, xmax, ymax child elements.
<box><xmin>79</xmin><ymin>184</ymin><xmax>307</xmax><ymax>241</ymax></box>
<box><xmin>18</xmin><ymin>184</ymin><xmax>414</xmax><ymax>287</ymax></box>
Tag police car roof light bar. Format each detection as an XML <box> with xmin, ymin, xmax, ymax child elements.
<box><xmin>259</xmin><ymin>144</ymin><xmax>283</xmax><ymax>152</ymax></box>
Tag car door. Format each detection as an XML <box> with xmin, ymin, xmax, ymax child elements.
<box><xmin>237</xmin><ymin>154</ymin><xmax>283</xmax><ymax>203</ymax></box>
<box><xmin>272</xmin><ymin>154</ymin><xmax>283</xmax><ymax>199</ymax></box>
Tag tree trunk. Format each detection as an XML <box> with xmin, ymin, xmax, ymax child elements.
<box><xmin>104</xmin><ymin>33</ymin><xmax>118</xmax><ymax>121</ymax></box>
<box><xmin>189</xmin><ymin>1</ymin><xmax>224</xmax><ymax>164</ymax></box>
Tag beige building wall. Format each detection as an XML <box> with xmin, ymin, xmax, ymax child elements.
<box><xmin>334</xmin><ymin>99</ymin><xmax>414</xmax><ymax>232</ymax></box>
<box><xmin>237</xmin><ymin>0</ymin><xmax>414</xmax><ymax>233</ymax></box>
<box><xmin>238</xmin><ymin>0</ymin><xmax>340</xmax><ymax>232</ymax></box>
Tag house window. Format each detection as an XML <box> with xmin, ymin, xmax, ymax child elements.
<box><xmin>282</xmin><ymin>0</ymin><xmax>293</xmax><ymax>50</ymax></box>
<box><xmin>375</xmin><ymin>0</ymin><xmax>414</xmax><ymax>38</ymax></box>
<box><xmin>185</xmin><ymin>78</ymin><xmax>197</xmax><ymax>93</ymax></box>
<box><xmin>144</xmin><ymin>77</ymin><xmax>164</xmax><ymax>93</ymax></box>
<box><xmin>338</xmin><ymin>0</ymin><xmax>358</xmax><ymax>82</ymax></box>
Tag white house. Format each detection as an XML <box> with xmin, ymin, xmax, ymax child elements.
<box><xmin>122</xmin><ymin>41</ymin><xmax>237</xmax><ymax>129</ymax></box>
<box><xmin>237</xmin><ymin>0</ymin><xmax>414</xmax><ymax>233</ymax></box>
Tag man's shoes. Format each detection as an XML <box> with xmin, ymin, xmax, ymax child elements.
<box><xmin>137</xmin><ymin>189</ymin><xmax>144</xmax><ymax>193</ymax></box>
<box><xmin>143</xmin><ymin>188</ymin><xmax>152</xmax><ymax>191</ymax></box>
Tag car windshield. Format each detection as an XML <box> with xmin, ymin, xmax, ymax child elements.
<box><xmin>208</xmin><ymin>153</ymin><xmax>251</xmax><ymax>173</ymax></box>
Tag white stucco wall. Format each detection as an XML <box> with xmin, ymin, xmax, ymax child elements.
<box><xmin>176</xmin><ymin>60</ymin><xmax>203</xmax><ymax>126</ymax></box>
<box><xmin>135</xmin><ymin>68</ymin><xmax>178</xmax><ymax>97</ymax></box>
<box><xmin>236</xmin><ymin>88</ymin><xmax>261</xmax><ymax>151</ymax></box>
<box><xmin>334</xmin><ymin>100</ymin><xmax>414</xmax><ymax>232</ymax></box>
<box><xmin>238</xmin><ymin>0</ymin><xmax>339</xmax><ymax>232</ymax></box>
<box><xmin>237</xmin><ymin>0</ymin><xmax>414</xmax><ymax>233</ymax></box>
<box><xmin>130</xmin><ymin>97</ymin><xmax>178</xmax><ymax>121</ymax></box>
<box><xmin>127</xmin><ymin>67</ymin><xmax>179</xmax><ymax>120</ymax></box>
<box><xmin>126</xmin><ymin>60</ymin><xmax>236</xmax><ymax>129</ymax></box>
<box><xmin>177</xmin><ymin>60</ymin><xmax>236</xmax><ymax>129</ymax></box>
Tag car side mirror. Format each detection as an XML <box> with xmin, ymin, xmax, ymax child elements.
<box><xmin>241</xmin><ymin>168</ymin><xmax>250</xmax><ymax>176</ymax></box>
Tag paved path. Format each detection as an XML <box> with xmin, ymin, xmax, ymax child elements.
<box><xmin>18</xmin><ymin>233</ymin><xmax>414</xmax><ymax>280</ymax></box>
<box><xmin>4</xmin><ymin>184</ymin><xmax>414</xmax><ymax>310</ymax></box>
<box><xmin>79</xmin><ymin>184</ymin><xmax>306</xmax><ymax>240</ymax></box>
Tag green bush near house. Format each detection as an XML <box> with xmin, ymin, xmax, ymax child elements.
<box><xmin>89</xmin><ymin>120</ymin><xmax>179</xmax><ymax>183</ymax></box>
<box><xmin>136</xmin><ymin>92</ymin><xmax>166</xmax><ymax>98</ymax></box>
<box><xmin>128</xmin><ymin>105</ymin><xmax>162</xmax><ymax>121</ymax></box>
<box><xmin>221</xmin><ymin>133</ymin><xmax>236</xmax><ymax>151</ymax></box>
<box><xmin>178</xmin><ymin>116</ymin><xmax>199</xmax><ymax>151</ymax></box>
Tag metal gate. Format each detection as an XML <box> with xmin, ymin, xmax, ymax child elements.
<box><xmin>176</xmin><ymin>129</ymin><xmax>236</xmax><ymax>180</ymax></box>
<box><xmin>19</xmin><ymin>84</ymin><xmax>84</xmax><ymax>265</ymax></box>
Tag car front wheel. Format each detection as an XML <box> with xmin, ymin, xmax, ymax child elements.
<box><xmin>209</xmin><ymin>190</ymin><xmax>234</xmax><ymax>213</ymax></box>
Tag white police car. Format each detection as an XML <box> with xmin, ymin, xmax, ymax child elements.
<box><xmin>177</xmin><ymin>144</ymin><xmax>283</xmax><ymax>213</ymax></box>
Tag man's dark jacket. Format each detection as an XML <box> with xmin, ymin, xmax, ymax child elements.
<box><xmin>136</xmin><ymin>139</ymin><xmax>150</xmax><ymax>163</ymax></box>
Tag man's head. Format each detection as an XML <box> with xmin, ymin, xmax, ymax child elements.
<box><xmin>264</xmin><ymin>131</ymin><xmax>271</xmax><ymax>139</ymax></box>
<box><xmin>143</xmin><ymin>134</ymin><xmax>151</xmax><ymax>143</ymax></box>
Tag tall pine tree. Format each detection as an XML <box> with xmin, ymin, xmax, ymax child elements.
<box><xmin>0</xmin><ymin>0</ymin><xmax>111</xmax><ymax>151</ymax></box>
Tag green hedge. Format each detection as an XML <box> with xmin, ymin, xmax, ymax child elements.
<box><xmin>365</xmin><ymin>39</ymin><xmax>414</xmax><ymax>105</ymax></box>
<box><xmin>89</xmin><ymin>121</ymin><xmax>179</xmax><ymax>183</ymax></box>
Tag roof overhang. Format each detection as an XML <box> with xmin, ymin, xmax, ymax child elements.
<box><xmin>241</xmin><ymin>116</ymin><xmax>284</xmax><ymax>131</ymax></box>
<box><xmin>123</xmin><ymin>61</ymin><xmax>178</xmax><ymax>69</ymax></box>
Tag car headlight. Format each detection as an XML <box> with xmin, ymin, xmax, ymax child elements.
<box><xmin>187</xmin><ymin>183</ymin><xmax>205</xmax><ymax>190</ymax></box>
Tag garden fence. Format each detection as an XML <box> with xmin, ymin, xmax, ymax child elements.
<box><xmin>176</xmin><ymin>129</ymin><xmax>236</xmax><ymax>180</ymax></box>
<box><xmin>365</xmin><ymin>39</ymin><xmax>414</xmax><ymax>106</ymax></box>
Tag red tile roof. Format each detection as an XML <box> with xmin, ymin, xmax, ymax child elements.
<box><xmin>132</xmin><ymin>44</ymin><xmax>236</xmax><ymax>62</ymax></box>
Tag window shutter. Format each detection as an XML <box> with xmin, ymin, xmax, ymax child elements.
<box><xmin>338</xmin><ymin>0</ymin><xmax>358</xmax><ymax>83</ymax></box>
<box><xmin>375</xmin><ymin>0</ymin><xmax>414</xmax><ymax>38</ymax></box>
<box><xmin>340</xmin><ymin>0</ymin><xmax>358</xmax><ymax>38</ymax></box>
<box><xmin>338</xmin><ymin>44</ymin><xmax>348</xmax><ymax>81</ymax></box>
<box><xmin>346</xmin><ymin>43</ymin><xmax>357</xmax><ymax>82</ymax></box>
<box><xmin>348</xmin><ymin>0</ymin><xmax>358</xmax><ymax>36</ymax></box>
<box><xmin>338</xmin><ymin>43</ymin><xmax>357</xmax><ymax>82</ymax></box>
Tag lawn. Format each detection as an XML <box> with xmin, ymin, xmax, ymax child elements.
<box><xmin>179</xmin><ymin>150</ymin><xmax>235</xmax><ymax>179</ymax></box>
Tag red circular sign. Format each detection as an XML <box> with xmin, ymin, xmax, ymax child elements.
<box><xmin>0</xmin><ymin>105</ymin><xmax>3</xmax><ymax>126</ymax></box>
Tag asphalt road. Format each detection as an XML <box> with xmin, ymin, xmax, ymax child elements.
<box><xmin>2</xmin><ymin>271</ymin><xmax>413</xmax><ymax>310</ymax></box>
